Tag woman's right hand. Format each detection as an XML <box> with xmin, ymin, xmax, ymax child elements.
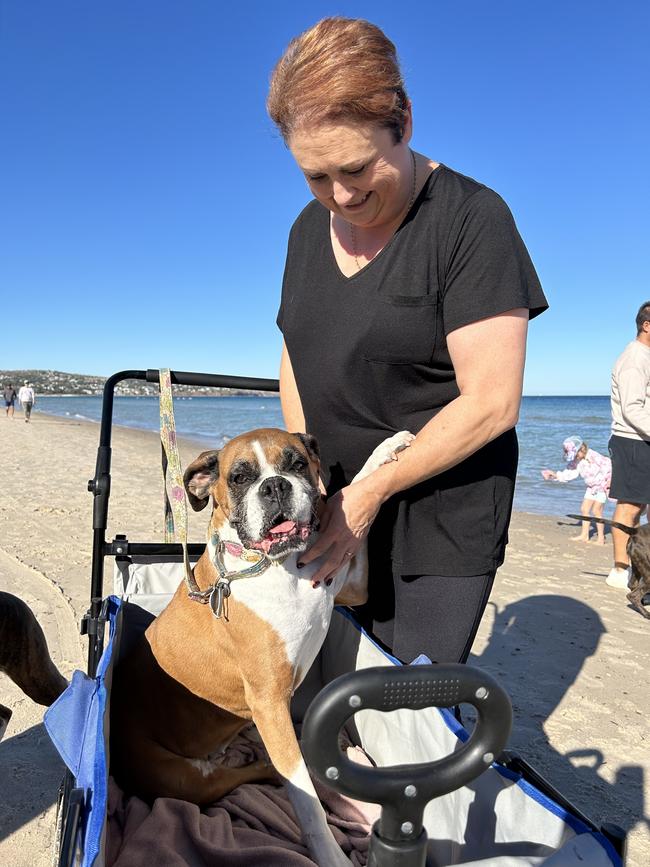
<box><xmin>541</xmin><ymin>469</ymin><xmax>556</xmax><ymax>480</ymax></box>
<box><xmin>298</xmin><ymin>479</ymin><xmax>383</xmax><ymax>586</ymax></box>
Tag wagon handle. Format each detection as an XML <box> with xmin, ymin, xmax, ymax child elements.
<box><xmin>301</xmin><ymin>663</ymin><xmax>512</xmax><ymax>867</ymax></box>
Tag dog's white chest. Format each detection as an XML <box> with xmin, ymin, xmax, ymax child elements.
<box><xmin>229</xmin><ymin>562</ymin><xmax>334</xmax><ymax>682</ymax></box>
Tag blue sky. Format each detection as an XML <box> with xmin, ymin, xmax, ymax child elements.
<box><xmin>1</xmin><ymin>0</ymin><xmax>648</xmax><ymax>395</ymax></box>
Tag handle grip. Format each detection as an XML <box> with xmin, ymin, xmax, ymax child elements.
<box><xmin>302</xmin><ymin>663</ymin><xmax>512</xmax><ymax>846</ymax></box>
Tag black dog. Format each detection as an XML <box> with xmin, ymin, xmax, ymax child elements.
<box><xmin>567</xmin><ymin>515</ymin><xmax>650</xmax><ymax>619</ymax></box>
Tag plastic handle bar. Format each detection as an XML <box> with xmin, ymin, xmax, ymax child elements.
<box><xmin>301</xmin><ymin>663</ymin><xmax>512</xmax><ymax>842</ymax></box>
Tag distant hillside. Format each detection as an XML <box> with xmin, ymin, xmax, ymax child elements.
<box><xmin>0</xmin><ymin>370</ymin><xmax>276</xmax><ymax>397</ymax></box>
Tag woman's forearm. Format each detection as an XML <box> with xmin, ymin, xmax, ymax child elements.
<box><xmin>357</xmin><ymin>390</ymin><xmax>520</xmax><ymax>504</ymax></box>
<box><xmin>358</xmin><ymin>311</ymin><xmax>528</xmax><ymax>502</ymax></box>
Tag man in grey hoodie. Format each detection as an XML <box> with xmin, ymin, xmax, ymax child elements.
<box><xmin>607</xmin><ymin>300</ymin><xmax>650</xmax><ymax>587</ymax></box>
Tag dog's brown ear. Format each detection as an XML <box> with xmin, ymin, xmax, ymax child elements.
<box><xmin>183</xmin><ymin>450</ymin><xmax>220</xmax><ymax>512</ymax></box>
<box><xmin>295</xmin><ymin>433</ymin><xmax>320</xmax><ymax>462</ymax></box>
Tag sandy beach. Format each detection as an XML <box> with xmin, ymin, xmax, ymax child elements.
<box><xmin>0</xmin><ymin>411</ymin><xmax>648</xmax><ymax>866</ymax></box>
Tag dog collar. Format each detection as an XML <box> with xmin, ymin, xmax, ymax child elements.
<box><xmin>188</xmin><ymin>531</ymin><xmax>275</xmax><ymax>620</ymax></box>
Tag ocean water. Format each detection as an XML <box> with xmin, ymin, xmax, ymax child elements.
<box><xmin>35</xmin><ymin>394</ymin><xmax>614</xmax><ymax>518</ymax></box>
<box><xmin>36</xmin><ymin>395</ymin><xmax>285</xmax><ymax>446</ymax></box>
<box><xmin>516</xmin><ymin>396</ymin><xmax>614</xmax><ymax>518</ymax></box>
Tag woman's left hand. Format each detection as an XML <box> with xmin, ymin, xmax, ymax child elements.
<box><xmin>297</xmin><ymin>481</ymin><xmax>381</xmax><ymax>586</ymax></box>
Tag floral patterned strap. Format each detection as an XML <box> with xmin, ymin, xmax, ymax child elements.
<box><xmin>159</xmin><ymin>369</ymin><xmax>201</xmax><ymax>596</ymax></box>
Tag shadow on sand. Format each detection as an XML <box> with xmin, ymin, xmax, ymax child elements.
<box><xmin>470</xmin><ymin>593</ymin><xmax>647</xmax><ymax>839</ymax></box>
<box><xmin>0</xmin><ymin>720</ymin><xmax>63</xmax><ymax>843</ymax></box>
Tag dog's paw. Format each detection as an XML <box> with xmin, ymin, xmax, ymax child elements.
<box><xmin>373</xmin><ymin>431</ymin><xmax>415</xmax><ymax>467</ymax></box>
<box><xmin>627</xmin><ymin>591</ymin><xmax>650</xmax><ymax>619</ymax></box>
<box><xmin>354</xmin><ymin>431</ymin><xmax>415</xmax><ymax>483</ymax></box>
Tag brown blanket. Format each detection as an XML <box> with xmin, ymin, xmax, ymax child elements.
<box><xmin>107</xmin><ymin>732</ymin><xmax>379</xmax><ymax>866</ymax></box>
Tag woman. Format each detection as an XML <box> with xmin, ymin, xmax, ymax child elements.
<box><xmin>268</xmin><ymin>17</ymin><xmax>548</xmax><ymax>664</ymax></box>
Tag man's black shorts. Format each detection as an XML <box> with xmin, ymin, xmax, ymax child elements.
<box><xmin>609</xmin><ymin>435</ymin><xmax>650</xmax><ymax>504</ymax></box>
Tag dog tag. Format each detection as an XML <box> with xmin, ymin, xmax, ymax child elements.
<box><xmin>209</xmin><ymin>580</ymin><xmax>232</xmax><ymax>619</ymax></box>
<box><xmin>241</xmin><ymin>549</ymin><xmax>265</xmax><ymax>563</ymax></box>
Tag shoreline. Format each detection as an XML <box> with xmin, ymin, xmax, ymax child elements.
<box><xmin>0</xmin><ymin>412</ymin><xmax>647</xmax><ymax>865</ymax></box>
<box><xmin>30</xmin><ymin>402</ymin><xmax>614</xmax><ymax>521</ymax></box>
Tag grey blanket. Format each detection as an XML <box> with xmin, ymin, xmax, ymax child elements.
<box><xmin>107</xmin><ymin>738</ymin><xmax>378</xmax><ymax>866</ymax></box>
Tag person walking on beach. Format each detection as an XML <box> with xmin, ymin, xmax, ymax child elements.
<box><xmin>4</xmin><ymin>383</ymin><xmax>17</xmax><ymax>418</ymax></box>
<box><xmin>606</xmin><ymin>301</ymin><xmax>650</xmax><ymax>588</ymax></box>
<box><xmin>268</xmin><ymin>17</ymin><xmax>548</xmax><ymax>664</ymax></box>
<box><xmin>541</xmin><ymin>436</ymin><xmax>611</xmax><ymax>544</ymax></box>
<box><xmin>18</xmin><ymin>381</ymin><xmax>35</xmax><ymax>422</ymax></box>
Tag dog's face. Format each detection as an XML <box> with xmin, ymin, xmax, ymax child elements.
<box><xmin>183</xmin><ymin>429</ymin><xmax>321</xmax><ymax>559</ymax></box>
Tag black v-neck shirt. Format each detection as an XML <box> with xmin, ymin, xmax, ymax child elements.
<box><xmin>278</xmin><ymin>164</ymin><xmax>548</xmax><ymax>575</ymax></box>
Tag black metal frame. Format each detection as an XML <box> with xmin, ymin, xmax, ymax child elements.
<box><xmin>82</xmin><ymin>369</ymin><xmax>279</xmax><ymax>677</ymax></box>
<box><xmin>57</xmin><ymin>368</ymin><xmax>626</xmax><ymax>867</ymax></box>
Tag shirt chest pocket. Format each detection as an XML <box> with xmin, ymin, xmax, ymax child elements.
<box><xmin>362</xmin><ymin>294</ymin><xmax>438</xmax><ymax>364</ymax></box>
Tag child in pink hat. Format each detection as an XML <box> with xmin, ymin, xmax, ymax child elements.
<box><xmin>541</xmin><ymin>436</ymin><xmax>612</xmax><ymax>544</ymax></box>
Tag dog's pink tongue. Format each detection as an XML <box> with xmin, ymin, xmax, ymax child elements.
<box><xmin>269</xmin><ymin>520</ymin><xmax>297</xmax><ymax>535</ymax></box>
<box><xmin>251</xmin><ymin>520</ymin><xmax>301</xmax><ymax>552</ymax></box>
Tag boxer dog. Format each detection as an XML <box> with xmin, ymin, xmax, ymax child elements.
<box><xmin>0</xmin><ymin>591</ymin><xmax>68</xmax><ymax>741</ymax></box>
<box><xmin>110</xmin><ymin>427</ymin><xmax>412</xmax><ymax>866</ymax></box>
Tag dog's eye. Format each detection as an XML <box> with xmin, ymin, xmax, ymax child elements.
<box><xmin>292</xmin><ymin>459</ymin><xmax>307</xmax><ymax>472</ymax></box>
<box><xmin>232</xmin><ymin>473</ymin><xmax>252</xmax><ymax>486</ymax></box>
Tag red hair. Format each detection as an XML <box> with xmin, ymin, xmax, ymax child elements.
<box><xmin>267</xmin><ymin>17</ymin><xmax>409</xmax><ymax>142</ymax></box>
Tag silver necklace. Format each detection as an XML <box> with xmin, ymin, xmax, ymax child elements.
<box><xmin>348</xmin><ymin>148</ymin><xmax>417</xmax><ymax>272</ymax></box>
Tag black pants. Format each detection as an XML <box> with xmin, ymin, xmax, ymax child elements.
<box><xmin>356</xmin><ymin>569</ymin><xmax>496</xmax><ymax>665</ymax></box>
